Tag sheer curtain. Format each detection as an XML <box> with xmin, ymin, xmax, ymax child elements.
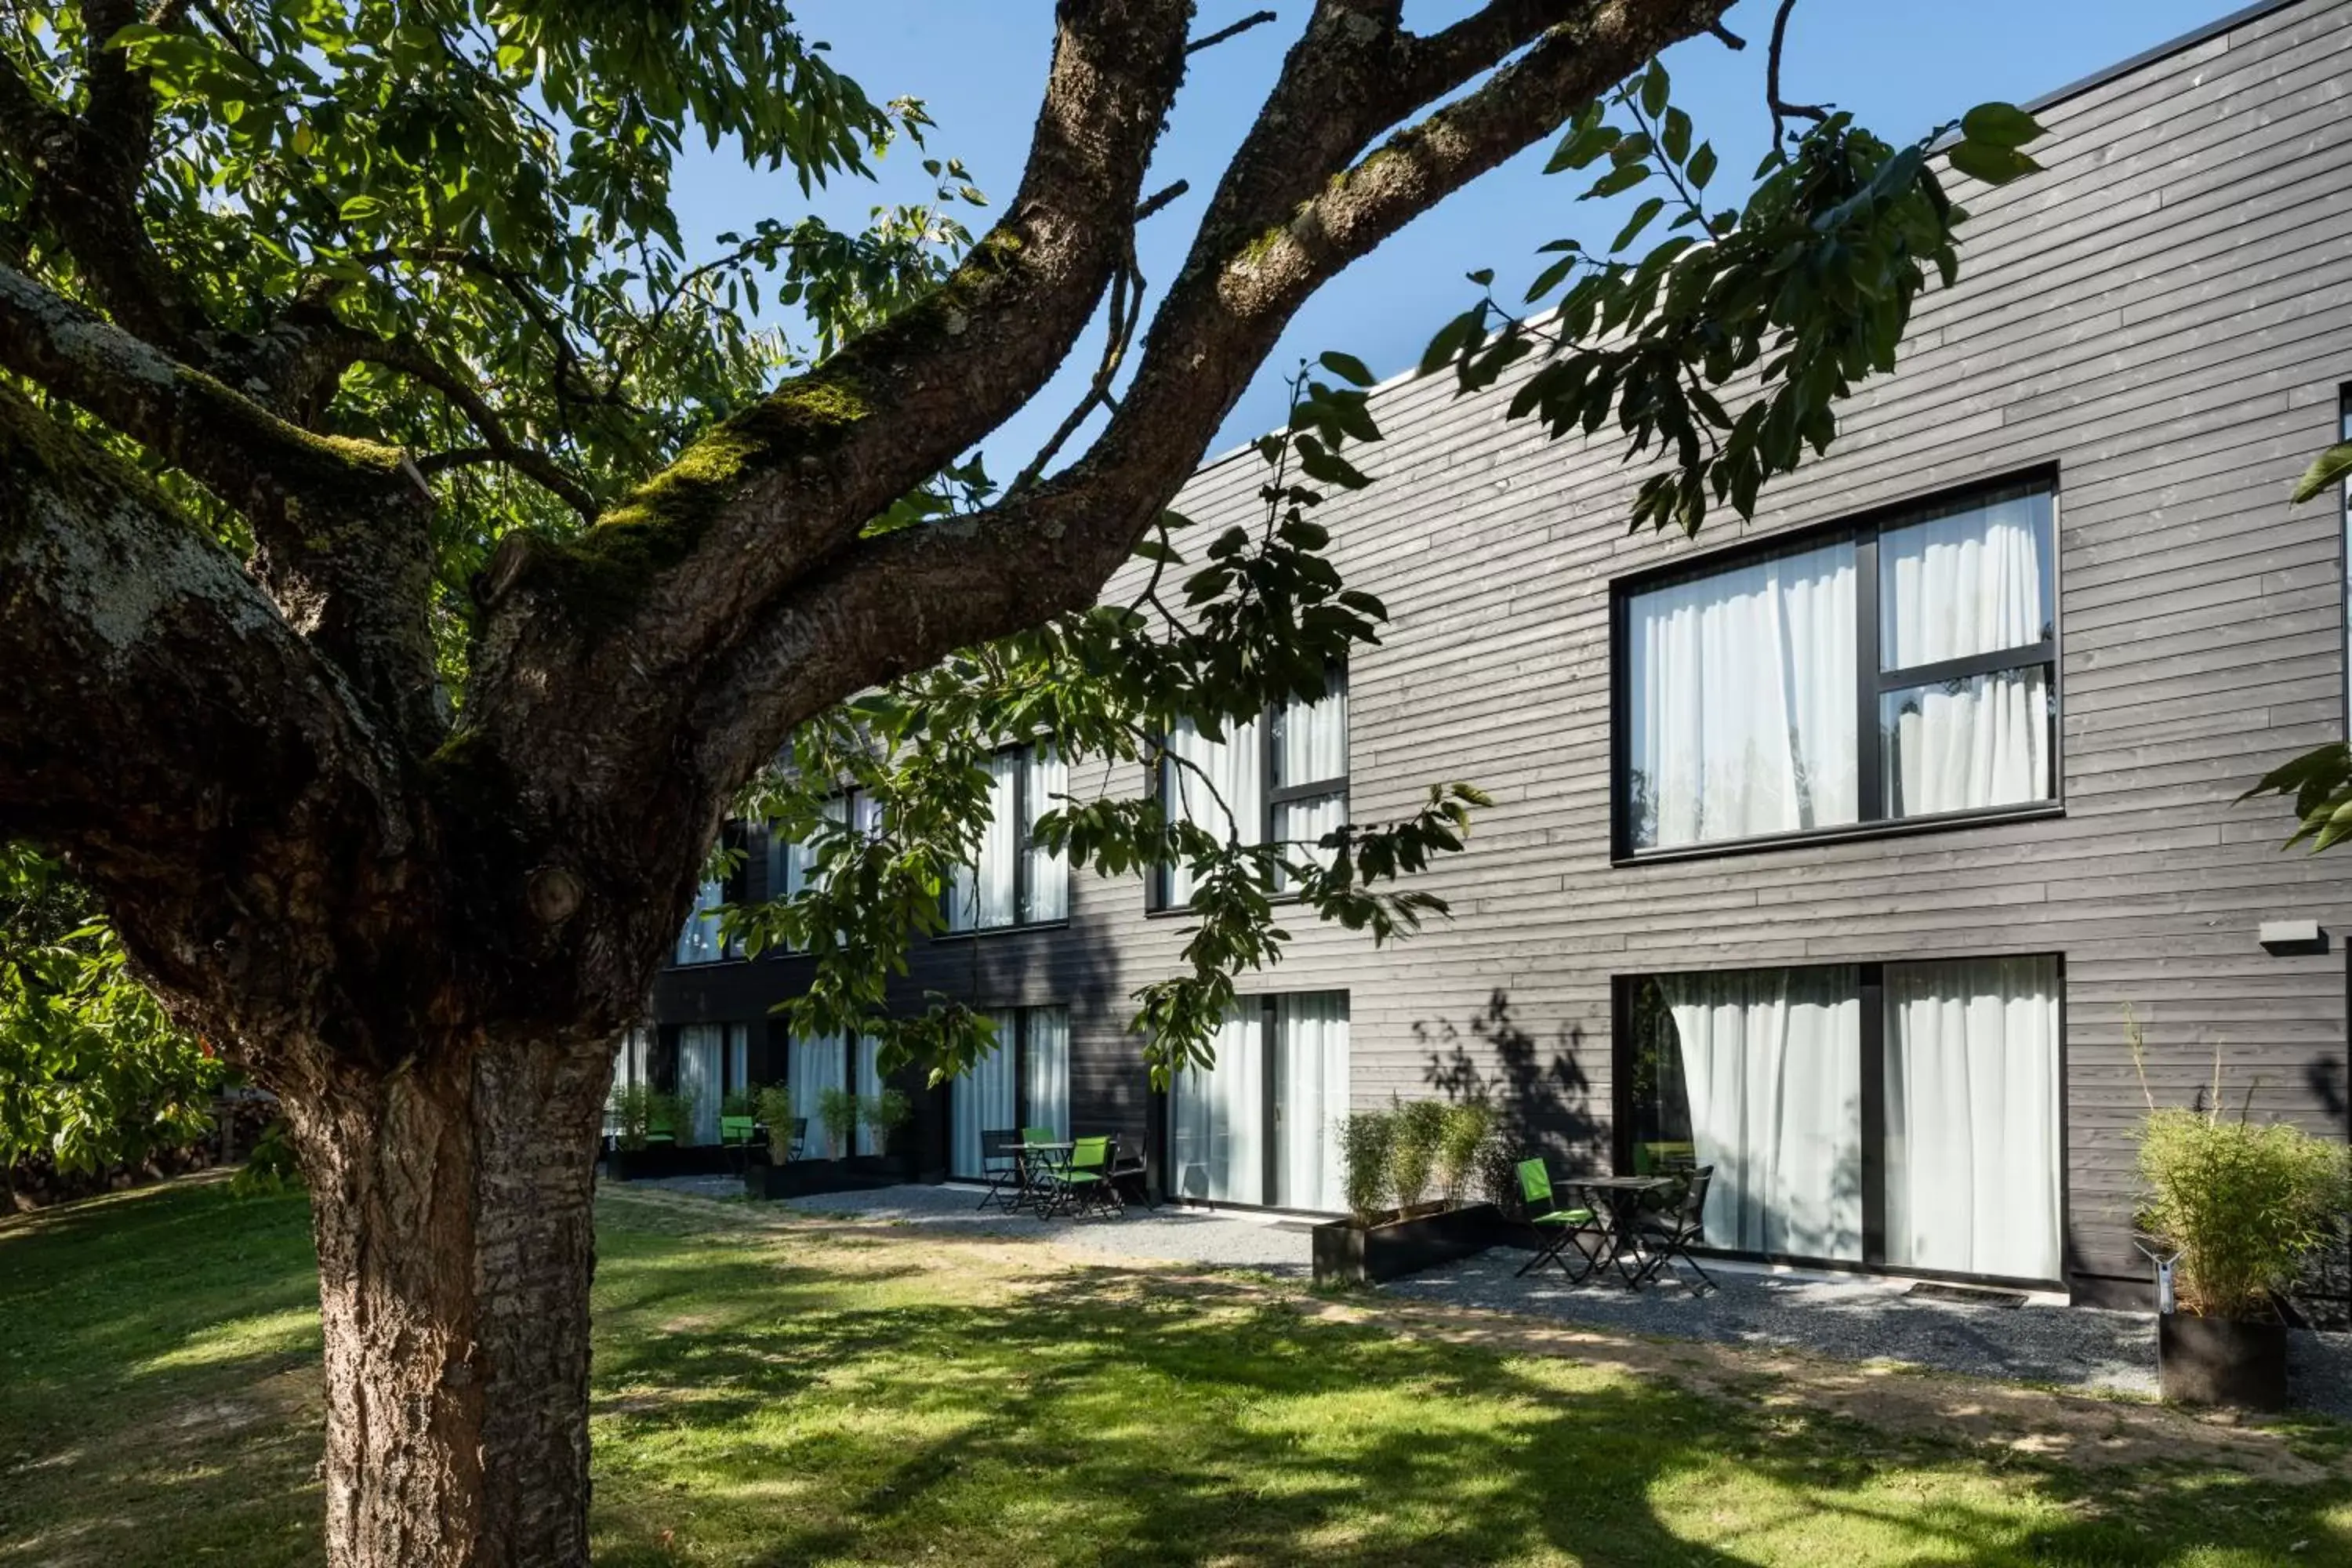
<box><xmin>1660</xmin><ymin>967</ymin><xmax>1862</xmax><ymax>1261</ymax></box>
<box><xmin>789</xmin><ymin>1030</ymin><xmax>846</xmax><ymax>1158</ymax></box>
<box><xmin>725</xmin><ymin>1025</ymin><xmax>750</xmax><ymax>1102</ymax></box>
<box><xmin>1022</xmin><ymin>746</ymin><xmax>1070</xmax><ymax>923</ymax></box>
<box><xmin>1628</xmin><ymin>541</ymin><xmax>1857</xmax><ymax>850</ymax></box>
<box><xmin>1163</xmin><ymin>717</ymin><xmax>1264</xmax><ymax>903</ymax></box>
<box><xmin>1272</xmin><ymin>670</ymin><xmax>1348</xmax><ymax>891</ymax></box>
<box><xmin>1024</xmin><ymin>1007</ymin><xmax>1071</xmax><ymax>1141</ymax></box>
<box><xmin>676</xmin><ymin>1025</ymin><xmax>722</xmax><ymax>1144</ymax></box>
<box><xmin>853</xmin><ymin>1034</ymin><xmax>885</xmax><ymax>1156</ymax></box>
<box><xmin>949</xmin><ymin>753</ymin><xmax>1020</xmax><ymax>931</ymax></box>
<box><xmin>1169</xmin><ymin>1004</ymin><xmax>1265</xmax><ymax>1203</ymax></box>
<box><xmin>1884</xmin><ymin>956</ymin><xmax>2062</xmax><ymax>1279</ymax></box>
<box><xmin>949</xmin><ymin>1013</ymin><xmax>1018</xmax><ymax>1177</ymax></box>
<box><xmin>1272</xmin><ymin>993</ymin><xmax>1349</xmax><ymax>1212</ymax></box>
<box><xmin>1879</xmin><ymin>491</ymin><xmax>2054</xmax><ymax>817</ymax></box>
<box><xmin>673</xmin><ymin>879</ymin><xmax>726</xmax><ymax>964</ymax></box>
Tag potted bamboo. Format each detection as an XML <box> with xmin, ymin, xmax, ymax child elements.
<box><xmin>2132</xmin><ymin>1025</ymin><xmax>2349</xmax><ymax>1409</ymax></box>
<box><xmin>1312</xmin><ymin>1102</ymin><xmax>1508</xmax><ymax>1287</ymax></box>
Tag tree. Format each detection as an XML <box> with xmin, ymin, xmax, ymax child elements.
<box><xmin>0</xmin><ymin>2</ymin><xmax>2034</xmax><ymax>1562</ymax></box>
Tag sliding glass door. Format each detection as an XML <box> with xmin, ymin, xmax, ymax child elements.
<box><xmin>1169</xmin><ymin>993</ymin><xmax>1349</xmax><ymax>1212</ymax></box>
<box><xmin>676</xmin><ymin>1024</ymin><xmax>723</xmax><ymax>1145</ymax></box>
<box><xmin>1623</xmin><ymin>956</ymin><xmax>2062</xmax><ymax>1283</ymax></box>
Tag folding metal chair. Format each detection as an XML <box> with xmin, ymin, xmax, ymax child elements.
<box><xmin>1628</xmin><ymin>1164</ymin><xmax>1717</xmax><ymax>1294</ymax></box>
<box><xmin>1513</xmin><ymin>1158</ymin><xmax>1602</xmax><ymax>1282</ymax></box>
<box><xmin>1044</xmin><ymin>1135</ymin><xmax>1122</xmax><ymax>1219</ymax></box>
<box><xmin>975</xmin><ymin>1127</ymin><xmax>1024</xmax><ymax>1211</ymax></box>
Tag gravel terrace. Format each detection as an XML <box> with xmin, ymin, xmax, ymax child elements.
<box><xmin>622</xmin><ymin>1176</ymin><xmax>2352</xmax><ymax>1416</ymax></box>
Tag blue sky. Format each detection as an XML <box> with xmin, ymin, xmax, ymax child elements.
<box><xmin>670</xmin><ymin>0</ymin><xmax>2234</xmax><ymax>478</ymax></box>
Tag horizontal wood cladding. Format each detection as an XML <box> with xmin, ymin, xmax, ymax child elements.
<box><xmin>652</xmin><ymin>0</ymin><xmax>2352</xmax><ymax>1287</ymax></box>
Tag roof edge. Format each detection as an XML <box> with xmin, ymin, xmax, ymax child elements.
<box><xmin>2022</xmin><ymin>0</ymin><xmax>2310</xmax><ymax>114</ymax></box>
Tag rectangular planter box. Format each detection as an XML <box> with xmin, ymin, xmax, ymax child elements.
<box><xmin>2158</xmin><ymin>1311</ymin><xmax>2288</xmax><ymax>1410</ymax></box>
<box><xmin>746</xmin><ymin>1155</ymin><xmax>911</xmax><ymax>1201</ymax></box>
<box><xmin>1313</xmin><ymin>1203</ymin><xmax>1504</xmax><ymax>1287</ymax></box>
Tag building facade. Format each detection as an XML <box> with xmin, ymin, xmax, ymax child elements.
<box><xmin>649</xmin><ymin>0</ymin><xmax>2352</xmax><ymax>1304</ymax></box>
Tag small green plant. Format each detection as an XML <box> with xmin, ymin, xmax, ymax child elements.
<box><xmin>1472</xmin><ymin>1127</ymin><xmax>1522</xmax><ymax>1210</ymax></box>
<box><xmin>817</xmin><ymin>1085</ymin><xmax>860</xmax><ymax>1160</ymax></box>
<box><xmin>720</xmin><ymin>1086</ymin><xmax>757</xmax><ymax>1120</ymax></box>
<box><xmin>2129</xmin><ymin>1008</ymin><xmax>2352</xmax><ymax>1319</ymax></box>
<box><xmin>1388</xmin><ymin>1098</ymin><xmax>1447</xmax><ymax>1213</ymax></box>
<box><xmin>1335</xmin><ymin>1109</ymin><xmax>1394</xmax><ymax>1225</ymax></box>
<box><xmin>754</xmin><ymin>1085</ymin><xmax>799</xmax><ymax>1163</ymax></box>
<box><xmin>230</xmin><ymin>1117</ymin><xmax>303</xmax><ymax>1196</ymax></box>
<box><xmin>662</xmin><ymin>1085</ymin><xmax>699</xmax><ymax>1146</ymax></box>
<box><xmin>609</xmin><ymin>1084</ymin><xmax>655</xmax><ymax>1152</ymax></box>
<box><xmin>1435</xmin><ymin>1101</ymin><xmax>1493</xmax><ymax>1206</ymax></box>
<box><xmin>860</xmin><ymin>1087</ymin><xmax>913</xmax><ymax>1152</ymax></box>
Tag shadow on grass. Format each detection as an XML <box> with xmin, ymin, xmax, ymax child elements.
<box><xmin>586</xmin><ymin>1237</ymin><xmax>2352</xmax><ymax>1568</ymax></box>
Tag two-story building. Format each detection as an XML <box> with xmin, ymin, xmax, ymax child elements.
<box><xmin>645</xmin><ymin>0</ymin><xmax>2352</xmax><ymax>1306</ymax></box>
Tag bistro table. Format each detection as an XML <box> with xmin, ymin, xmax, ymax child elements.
<box><xmin>1013</xmin><ymin>1141</ymin><xmax>1075</xmax><ymax>1214</ymax></box>
<box><xmin>1559</xmin><ymin>1174</ymin><xmax>1678</xmax><ymax>1286</ymax></box>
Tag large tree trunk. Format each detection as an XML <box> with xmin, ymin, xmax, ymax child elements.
<box><xmin>292</xmin><ymin>1033</ymin><xmax>614</xmax><ymax>1568</ymax></box>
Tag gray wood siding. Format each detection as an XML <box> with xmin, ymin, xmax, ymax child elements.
<box><xmin>655</xmin><ymin>0</ymin><xmax>2352</xmax><ymax>1287</ymax></box>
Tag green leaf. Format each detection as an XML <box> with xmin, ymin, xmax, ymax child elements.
<box><xmin>337</xmin><ymin>194</ymin><xmax>384</xmax><ymax>221</ymax></box>
<box><xmin>1959</xmin><ymin>102</ymin><xmax>2045</xmax><ymax>151</ymax></box>
<box><xmin>1318</xmin><ymin>350</ymin><xmax>1377</xmax><ymax>387</ymax></box>
<box><xmin>1947</xmin><ymin>140</ymin><xmax>2040</xmax><ymax>187</ymax></box>
<box><xmin>1584</xmin><ymin>164</ymin><xmax>1651</xmax><ymax>200</ymax></box>
<box><xmin>1611</xmin><ymin>196</ymin><xmax>1666</xmax><ymax>256</ymax></box>
<box><xmin>1639</xmin><ymin>59</ymin><xmax>1669</xmax><ymax>119</ymax></box>
<box><xmin>2290</xmin><ymin>439</ymin><xmax>2352</xmax><ymax>504</ymax></box>
<box><xmin>1686</xmin><ymin>143</ymin><xmax>1717</xmax><ymax>191</ymax></box>
<box><xmin>1662</xmin><ymin>107</ymin><xmax>1693</xmax><ymax>165</ymax></box>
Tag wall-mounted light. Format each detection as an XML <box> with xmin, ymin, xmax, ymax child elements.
<box><xmin>2256</xmin><ymin>920</ymin><xmax>2328</xmax><ymax>956</ymax></box>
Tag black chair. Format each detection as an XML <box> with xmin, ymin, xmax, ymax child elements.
<box><xmin>1628</xmin><ymin>1164</ymin><xmax>1716</xmax><ymax>1294</ymax></box>
<box><xmin>975</xmin><ymin>1127</ymin><xmax>1024</xmax><ymax>1211</ymax></box>
<box><xmin>1109</xmin><ymin>1133</ymin><xmax>1156</xmax><ymax>1209</ymax></box>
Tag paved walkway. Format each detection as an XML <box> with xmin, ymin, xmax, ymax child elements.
<box><xmin>616</xmin><ymin>1177</ymin><xmax>2352</xmax><ymax>1417</ymax></box>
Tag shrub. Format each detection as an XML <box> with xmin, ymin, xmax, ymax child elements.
<box><xmin>2137</xmin><ymin>1106</ymin><xmax>2350</xmax><ymax>1319</ymax></box>
<box><xmin>608</xmin><ymin>1083</ymin><xmax>656</xmax><ymax>1152</ymax></box>
<box><xmin>1472</xmin><ymin>1130</ymin><xmax>1522</xmax><ymax>1210</ymax></box>
<box><xmin>1335</xmin><ymin>1109</ymin><xmax>1394</xmax><ymax>1225</ymax></box>
<box><xmin>1436</xmin><ymin>1101</ymin><xmax>1493</xmax><ymax>1205</ymax></box>
<box><xmin>816</xmin><ymin>1085</ymin><xmax>860</xmax><ymax>1160</ymax></box>
<box><xmin>230</xmin><ymin>1116</ymin><xmax>303</xmax><ymax>1196</ymax></box>
<box><xmin>754</xmin><ymin>1085</ymin><xmax>798</xmax><ymax>1163</ymax></box>
<box><xmin>1388</xmin><ymin>1098</ymin><xmax>1447</xmax><ymax>1212</ymax></box>
<box><xmin>720</xmin><ymin>1087</ymin><xmax>757</xmax><ymax>1120</ymax></box>
<box><xmin>860</xmin><ymin>1087</ymin><xmax>912</xmax><ymax>1151</ymax></box>
<box><xmin>662</xmin><ymin>1085</ymin><xmax>699</xmax><ymax>1145</ymax></box>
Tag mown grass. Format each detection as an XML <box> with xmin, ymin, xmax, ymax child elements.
<box><xmin>1</xmin><ymin>1178</ymin><xmax>2347</xmax><ymax>1566</ymax></box>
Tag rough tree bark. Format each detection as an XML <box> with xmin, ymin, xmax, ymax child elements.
<box><xmin>0</xmin><ymin>2</ymin><xmax>1730</xmax><ymax>1563</ymax></box>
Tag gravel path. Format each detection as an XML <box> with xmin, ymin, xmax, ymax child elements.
<box><xmin>619</xmin><ymin>1177</ymin><xmax>2352</xmax><ymax>1415</ymax></box>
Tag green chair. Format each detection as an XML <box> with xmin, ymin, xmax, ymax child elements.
<box><xmin>719</xmin><ymin>1114</ymin><xmax>757</xmax><ymax>1172</ymax></box>
<box><xmin>1514</xmin><ymin>1159</ymin><xmax>1600</xmax><ymax>1281</ymax></box>
<box><xmin>1046</xmin><ymin>1135</ymin><xmax>1121</xmax><ymax>1219</ymax></box>
<box><xmin>1633</xmin><ymin>1139</ymin><xmax>1696</xmax><ymax>1176</ymax></box>
<box><xmin>644</xmin><ymin>1108</ymin><xmax>677</xmax><ymax>1148</ymax></box>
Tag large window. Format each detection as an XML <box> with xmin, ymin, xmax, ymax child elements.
<box><xmin>763</xmin><ymin>790</ymin><xmax>884</xmax><ymax>954</ymax></box>
<box><xmin>1618</xmin><ymin>481</ymin><xmax>2056</xmax><ymax>855</ymax></box>
<box><xmin>1620</xmin><ymin>955</ymin><xmax>2062</xmax><ymax>1283</ymax></box>
<box><xmin>1156</xmin><ymin>666</ymin><xmax>1348</xmax><ymax>905</ymax></box>
<box><xmin>1167</xmin><ymin>992</ymin><xmax>1349</xmax><ymax>1212</ymax></box>
<box><xmin>946</xmin><ymin>743</ymin><xmax>1069</xmax><ymax>933</ymax></box>
<box><xmin>946</xmin><ymin>1006</ymin><xmax>1071</xmax><ymax>1178</ymax></box>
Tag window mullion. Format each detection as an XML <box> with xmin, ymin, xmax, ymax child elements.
<box><xmin>1855</xmin><ymin>532</ymin><xmax>1884</xmax><ymax>824</ymax></box>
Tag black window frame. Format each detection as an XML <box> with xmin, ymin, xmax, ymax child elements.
<box><xmin>757</xmin><ymin>788</ymin><xmax>878</xmax><ymax>960</ymax></box>
<box><xmin>1148</xmin><ymin>662</ymin><xmax>1350</xmax><ymax>911</ymax></box>
<box><xmin>939</xmin><ymin>1003</ymin><xmax>1070</xmax><ymax>1173</ymax></box>
<box><xmin>1609</xmin><ymin>470</ymin><xmax>2063</xmax><ymax>864</ymax></box>
<box><xmin>1610</xmin><ymin>953</ymin><xmax>2069</xmax><ymax>1290</ymax></box>
<box><xmin>937</xmin><ymin>740</ymin><xmax>1072</xmax><ymax>938</ymax></box>
<box><xmin>1153</xmin><ymin>989</ymin><xmax>1349</xmax><ymax>1213</ymax></box>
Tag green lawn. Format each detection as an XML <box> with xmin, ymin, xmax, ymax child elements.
<box><xmin>2</xmin><ymin>1180</ymin><xmax>2349</xmax><ymax>1567</ymax></box>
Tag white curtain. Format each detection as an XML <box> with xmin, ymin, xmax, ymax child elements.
<box><xmin>1273</xmin><ymin>670</ymin><xmax>1348</xmax><ymax>788</ymax></box>
<box><xmin>1629</xmin><ymin>540</ymin><xmax>1857</xmax><ymax>850</ymax></box>
<box><xmin>853</xmin><ymin>1034</ymin><xmax>885</xmax><ymax>1156</ymax></box>
<box><xmin>1024</xmin><ymin>1007</ymin><xmax>1071</xmax><ymax>1142</ymax></box>
<box><xmin>676</xmin><ymin>1025</ymin><xmax>723</xmax><ymax>1145</ymax></box>
<box><xmin>1884</xmin><ymin>956</ymin><xmax>2063</xmax><ymax>1280</ymax></box>
<box><xmin>949</xmin><ymin>1014</ymin><xmax>1018</xmax><ymax>1178</ymax></box>
<box><xmin>1661</xmin><ymin>967</ymin><xmax>1862</xmax><ymax>1261</ymax></box>
<box><xmin>789</xmin><ymin>1030</ymin><xmax>846</xmax><ymax>1159</ymax></box>
<box><xmin>1879</xmin><ymin>492</ymin><xmax>2053</xmax><ymax>817</ymax></box>
<box><xmin>1272</xmin><ymin>994</ymin><xmax>1349</xmax><ymax>1212</ymax></box>
<box><xmin>1273</xmin><ymin>794</ymin><xmax>1348</xmax><ymax>891</ymax></box>
<box><xmin>949</xmin><ymin>753</ymin><xmax>1020</xmax><ymax>931</ymax></box>
<box><xmin>1163</xmin><ymin>716</ymin><xmax>1264</xmax><ymax>903</ymax></box>
<box><xmin>673</xmin><ymin>878</ymin><xmax>726</xmax><ymax>965</ymax></box>
<box><xmin>1169</xmin><ymin>1004</ymin><xmax>1265</xmax><ymax>1203</ymax></box>
<box><xmin>1022</xmin><ymin>746</ymin><xmax>1070</xmax><ymax>923</ymax></box>
<box><xmin>605</xmin><ymin>1026</ymin><xmax>652</xmax><ymax>1136</ymax></box>
<box><xmin>726</xmin><ymin>1024</ymin><xmax>750</xmax><ymax>1103</ymax></box>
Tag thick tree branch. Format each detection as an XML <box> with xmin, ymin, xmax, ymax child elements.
<box><xmin>0</xmin><ymin>263</ymin><xmax>445</xmax><ymax>748</ymax></box>
<box><xmin>689</xmin><ymin>0</ymin><xmax>1735</xmax><ymax>786</ymax></box>
<box><xmin>0</xmin><ymin>381</ymin><xmax>404</xmax><ymax>1029</ymax></box>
